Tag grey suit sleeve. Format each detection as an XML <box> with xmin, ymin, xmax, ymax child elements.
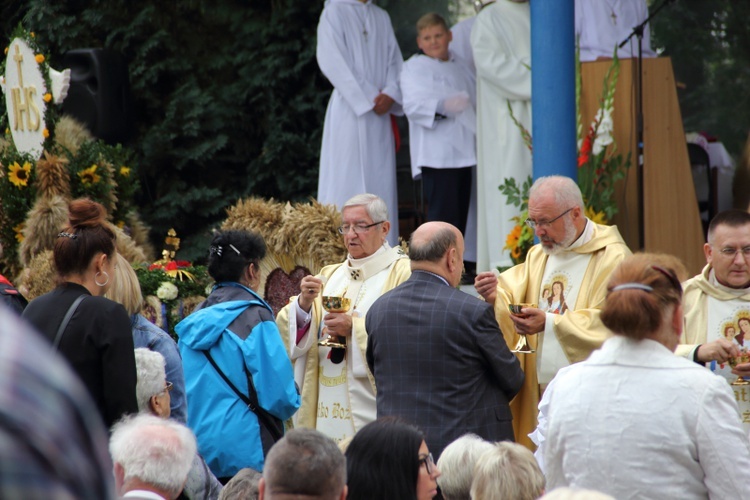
<box><xmin>475</xmin><ymin>305</ymin><xmax>525</xmax><ymax>399</ymax></box>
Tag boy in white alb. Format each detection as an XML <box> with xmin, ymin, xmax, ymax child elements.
<box><xmin>400</xmin><ymin>13</ymin><xmax>476</xmax><ymax>239</ymax></box>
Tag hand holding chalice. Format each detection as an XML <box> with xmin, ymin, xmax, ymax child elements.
<box><xmin>509</xmin><ymin>303</ymin><xmax>537</xmax><ymax>353</ymax></box>
<box><xmin>319</xmin><ymin>295</ymin><xmax>351</xmax><ymax>350</ymax></box>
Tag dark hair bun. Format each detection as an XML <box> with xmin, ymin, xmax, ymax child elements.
<box><xmin>68</xmin><ymin>199</ymin><xmax>107</xmax><ymax>229</ymax></box>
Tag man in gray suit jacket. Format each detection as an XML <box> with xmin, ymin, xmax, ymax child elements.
<box><xmin>366</xmin><ymin>222</ymin><xmax>524</xmax><ymax>459</ymax></box>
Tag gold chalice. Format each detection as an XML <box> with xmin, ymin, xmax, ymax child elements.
<box><xmin>509</xmin><ymin>303</ymin><xmax>537</xmax><ymax>354</ymax></box>
<box><xmin>728</xmin><ymin>352</ymin><xmax>750</xmax><ymax>385</ymax></box>
<box><xmin>318</xmin><ymin>296</ymin><xmax>351</xmax><ymax>349</ymax></box>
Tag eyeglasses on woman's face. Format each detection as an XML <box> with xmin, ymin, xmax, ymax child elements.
<box><xmin>418</xmin><ymin>452</ymin><xmax>435</xmax><ymax>474</ymax></box>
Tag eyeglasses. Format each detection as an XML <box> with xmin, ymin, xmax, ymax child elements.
<box><xmin>418</xmin><ymin>452</ymin><xmax>435</xmax><ymax>474</ymax></box>
<box><xmin>159</xmin><ymin>381</ymin><xmax>174</xmax><ymax>396</ymax></box>
<box><xmin>717</xmin><ymin>246</ymin><xmax>750</xmax><ymax>259</ymax></box>
<box><xmin>525</xmin><ymin>208</ymin><xmax>574</xmax><ymax>229</ymax></box>
<box><xmin>337</xmin><ymin>221</ymin><xmax>384</xmax><ymax>235</ymax></box>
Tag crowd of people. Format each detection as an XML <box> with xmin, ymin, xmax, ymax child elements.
<box><xmin>3</xmin><ymin>1</ymin><xmax>747</xmax><ymax>499</ymax></box>
<box><xmin>4</xmin><ymin>177</ymin><xmax>750</xmax><ymax>499</ymax></box>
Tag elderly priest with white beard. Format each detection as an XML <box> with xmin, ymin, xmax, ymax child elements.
<box><xmin>474</xmin><ymin>175</ymin><xmax>631</xmax><ymax>448</ymax></box>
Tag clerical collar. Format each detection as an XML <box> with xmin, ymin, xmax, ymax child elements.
<box><xmin>413</xmin><ymin>270</ymin><xmax>451</xmax><ymax>287</ymax></box>
<box><xmin>709</xmin><ymin>269</ymin><xmax>750</xmax><ymax>296</ymax></box>
<box><xmin>348</xmin><ymin>242</ymin><xmax>389</xmax><ymax>266</ymax></box>
<box><xmin>566</xmin><ymin>219</ymin><xmax>593</xmax><ymax>250</ymax></box>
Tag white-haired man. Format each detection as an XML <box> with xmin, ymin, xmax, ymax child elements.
<box><xmin>276</xmin><ymin>193</ymin><xmax>411</xmax><ymax>444</ymax></box>
<box><xmin>133</xmin><ymin>348</ymin><xmax>222</xmax><ymax>499</ymax></box>
<box><xmin>110</xmin><ymin>414</ymin><xmax>197</xmax><ymax>500</ymax></box>
<box><xmin>475</xmin><ymin>175</ymin><xmax>631</xmax><ymax>447</ymax></box>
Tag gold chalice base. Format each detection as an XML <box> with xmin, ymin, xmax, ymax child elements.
<box><xmin>728</xmin><ymin>355</ymin><xmax>750</xmax><ymax>385</ymax></box>
<box><xmin>318</xmin><ymin>337</ymin><xmax>347</xmax><ymax>349</ymax></box>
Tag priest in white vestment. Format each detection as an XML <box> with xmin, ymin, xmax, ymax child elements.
<box><xmin>316</xmin><ymin>0</ymin><xmax>404</xmax><ymax>246</ymax></box>
<box><xmin>474</xmin><ymin>176</ymin><xmax>631</xmax><ymax>448</ymax></box>
<box><xmin>275</xmin><ymin>194</ymin><xmax>410</xmax><ymax>444</ymax></box>
<box><xmin>575</xmin><ymin>0</ymin><xmax>657</xmax><ymax>62</ymax></box>
<box><xmin>471</xmin><ymin>0</ymin><xmax>532</xmax><ymax>272</ymax></box>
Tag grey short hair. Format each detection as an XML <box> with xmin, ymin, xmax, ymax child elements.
<box><xmin>409</xmin><ymin>226</ymin><xmax>457</xmax><ymax>262</ymax></box>
<box><xmin>529</xmin><ymin>176</ymin><xmax>584</xmax><ymax>211</ymax></box>
<box><xmin>437</xmin><ymin>434</ymin><xmax>494</xmax><ymax>500</ymax></box>
<box><xmin>470</xmin><ymin>442</ymin><xmax>545</xmax><ymax>500</ymax></box>
<box><xmin>263</xmin><ymin>428</ymin><xmax>346</xmax><ymax>499</ymax></box>
<box><xmin>219</xmin><ymin>468</ymin><xmax>262</xmax><ymax>500</ymax></box>
<box><xmin>109</xmin><ymin>414</ymin><xmax>197</xmax><ymax>498</ymax></box>
<box><xmin>343</xmin><ymin>193</ymin><xmax>388</xmax><ymax>223</ymax></box>
<box><xmin>134</xmin><ymin>348</ymin><xmax>167</xmax><ymax>413</ymax></box>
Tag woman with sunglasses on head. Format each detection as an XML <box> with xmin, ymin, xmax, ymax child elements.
<box><xmin>539</xmin><ymin>253</ymin><xmax>750</xmax><ymax>498</ymax></box>
<box><xmin>22</xmin><ymin>198</ymin><xmax>138</xmax><ymax>428</ymax></box>
<box><xmin>176</xmin><ymin>230</ymin><xmax>300</xmax><ymax>481</ymax></box>
<box><xmin>345</xmin><ymin>417</ymin><xmax>441</xmax><ymax>500</ymax></box>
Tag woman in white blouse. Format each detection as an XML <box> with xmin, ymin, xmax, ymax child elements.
<box><xmin>540</xmin><ymin>253</ymin><xmax>750</xmax><ymax>499</ymax></box>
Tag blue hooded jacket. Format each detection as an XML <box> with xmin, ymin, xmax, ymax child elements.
<box><xmin>176</xmin><ymin>283</ymin><xmax>300</xmax><ymax>477</ymax></box>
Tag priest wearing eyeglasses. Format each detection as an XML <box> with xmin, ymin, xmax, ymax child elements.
<box><xmin>474</xmin><ymin>175</ymin><xmax>630</xmax><ymax>449</ymax></box>
<box><xmin>276</xmin><ymin>193</ymin><xmax>410</xmax><ymax>444</ymax></box>
<box><xmin>679</xmin><ymin>210</ymin><xmax>750</xmax><ymax>381</ymax></box>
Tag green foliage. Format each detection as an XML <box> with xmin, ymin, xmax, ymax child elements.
<box><xmin>0</xmin><ymin>150</ymin><xmax>37</xmax><ymax>266</ymax></box>
<box><xmin>21</xmin><ymin>0</ymin><xmax>332</xmax><ymax>261</ymax></box>
<box><xmin>651</xmin><ymin>0</ymin><xmax>750</xmax><ymax>156</ymax></box>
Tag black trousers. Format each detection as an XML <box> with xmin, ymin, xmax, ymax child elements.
<box><xmin>421</xmin><ymin>166</ymin><xmax>473</xmax><ymax>235</ymax></box>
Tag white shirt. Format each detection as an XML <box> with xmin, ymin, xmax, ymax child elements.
<box><xmin>401</xmin><ymin>52</ymin><xmax>476</xmax><ymax>178</ymax></box>
<box><xmin>575</xmin><ymin>0</ymin><xmax>657</xmax><ymax>62</ymax></box>
<box><xmin>541</xmin><ymin>335</ymin><xmax>750</xmax><ymax>499</ymax></box>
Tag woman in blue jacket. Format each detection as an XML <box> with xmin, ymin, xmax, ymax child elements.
<box><xmin>177</xmin><ymin>230</ymin><xmax>300</xmax><ymax>480</ymax></box>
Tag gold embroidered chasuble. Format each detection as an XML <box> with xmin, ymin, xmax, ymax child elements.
<box><xmin>494</xmin><ymin>222</ymin><xmax>631</xmax><ymax>449</ymax></box>
<box><xmin>276</xmin><ymin>247</ymin><xmax>410</xmax><ymax>437</ymax></box>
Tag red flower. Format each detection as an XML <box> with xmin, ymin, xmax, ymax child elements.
<box><xmin>165</xmin><ymin>261</ymin><xmax>178</xmax><ymax>271</ymax></box>
<box><xmin>175</xmin><ymin>260</ymin><xmax>191</xmax><ymax>268</ymax></box>
<box><xmin>148</xmin><ymin>263</ymin><xmax>163</xmax><ymax>271</ymax></box>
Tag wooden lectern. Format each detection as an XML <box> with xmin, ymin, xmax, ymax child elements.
<box><xmin>579</xmin><ymin>57</ymin><xmax>705</xmax><ymax>275</ymax></box>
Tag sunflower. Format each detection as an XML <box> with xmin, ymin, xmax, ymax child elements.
<box><xmin>504</xmin><ymin>224</ymin><xmax>522</xmax><ymax>250</ymax></box>
<box><xmin>79</xmin><ymin>164</ymin><xmax>101</xmax><ymax>185</ymax></box>
<box><xmin>13</xmin><ymin>223</ymin><xmax>24</xmax><ymax>243</ymax></box>
<box><xmin>8</xmin><ymin>161</ymin><xmax>32</xmax><ymax>188</ymax></box>
<box><xmin>584</xmin><ymin>206</ymin><xmax>608</xmax><ymax>225</ymax></box>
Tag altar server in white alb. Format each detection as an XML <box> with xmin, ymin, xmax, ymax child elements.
<box><xmin>401</xmin><ymin>13</ymin><xmax>476</xmax><ymax>244</ymax></box>
<box><xmin>471</xmin><ymin>0</ymin><xmax>531</xmax><ymax>271</ymax></box>
<box><xmin>316</xmin><ymin>0</ymin><xmax>404</xmax><ymax>246</ymax></box>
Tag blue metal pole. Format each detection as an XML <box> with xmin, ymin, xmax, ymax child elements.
<box><xmin>530</xmin><ymin>0</ymin><xmax>577</xmax><ymax>180</ymax></box>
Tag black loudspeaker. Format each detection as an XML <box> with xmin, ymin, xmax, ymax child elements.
<box><xmin>61</xmin><ymin>48</ymin><xmax>134</xmax><ymax>144</ymax></box>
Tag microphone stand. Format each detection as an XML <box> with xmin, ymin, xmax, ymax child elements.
<box><xmin>618</xmin><ymin>0</ymin><xmax>676</xmax><ymax>250</ymax></box>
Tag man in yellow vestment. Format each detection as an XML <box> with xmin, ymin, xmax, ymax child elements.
<box><xmin>475</xmin><ymin>176</ymin><xmax>631</xmax><ymax>449</ymax></box>
<box><xmin>679</xmin><ymin>210</ymin><xmax>750</xmax><ymax>379</ymax></box>
<box><xmin>276</xmin><ymin>193</ymin><xmax>410</xmax><ymax>444</ymax></box>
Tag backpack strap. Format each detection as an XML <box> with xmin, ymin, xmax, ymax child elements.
<box><xmin>53</xmin><ymin>295</ymin><xmax>87</xmax><ymax>350</ymax></box>
<box><xmin>202</xmin><ymin>350</ymin><xmax>283</xmax><ymax>442</ymax></box>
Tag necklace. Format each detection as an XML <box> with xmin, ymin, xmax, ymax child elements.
<box><xmin>604</xmin><ymin>0</ymin><xmax>620</xmax><ymax>26</ymax></box>
<box><xmin>356</xmin><ymin>3</ymin><xmax>371</xmax><ymax>42</ymax></box>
